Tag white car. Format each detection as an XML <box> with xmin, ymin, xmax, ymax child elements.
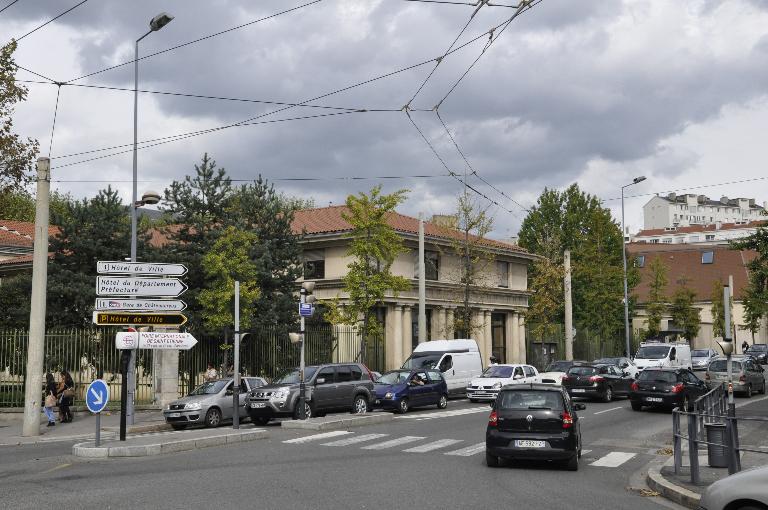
<box><xmin>466</xmin><ymin>364</ymin><xmax>539</xmax><ymax>402</ymax></box>
<box><xmin>538</xmin><ymin>360</ymin><xmax>587</xmax><ymax>386</ymax></box>
<box><xmin>593</xmin><ymin>357</ymin><xmax>639</xmax><ymax>379</ymax></box>
<box><xmin>699</xmin><ymin>464</ymin><xmax>768</xmax><ymax>510</ymax></box>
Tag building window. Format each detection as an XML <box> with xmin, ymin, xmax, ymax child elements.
<box><xmin>303</xmin><ymin>250</ymin><xmax>325</xmax><ymax>279</ymax></box>
<box><xmin>663</xmin><ymin>238</ymin><xmax>672</xmax><ymax>244</ymax></box>
<box><xmin>424</xmin><ymin>251</ymin><xmax>439</xmax><ymax>281</ymax></box>
<box><xmin>702</xmin><ymin>251</ymin><xmax>714</xmax><ymax>264</ymax></box>
<box><xmin>705</xmin><ymin>234</ymin><xmax>715</xmax><ymax>241</ymax></box>
<box><xmin>689</xmin><ymin>235</ymin><xmax>700</xmax><ymax>242</ymax></box>
<box><xmin>491</xmin><ymin>313</ymin><xmax>506</xmax><ymax>363</ymax></box>
<box><xmin>635</xmin><ymin>255</ymin><xmax>645</xmax><ymax>268</ymax></box>
<box><xmin>497</xmin><ymin>261</ymin><xmax>509</xmax><ymax>288</ymax></box>
<box><xmin>650</xmin><ymin>239</ymin><xmax>659</xmax><ymax>244</ymax></box>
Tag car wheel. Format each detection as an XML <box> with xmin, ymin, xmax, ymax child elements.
<box><xmin>760</xmin><ymin>381</ymin><xmax>766</xmax><ymax>395</ymax></box>
<box><xmin>204</xmin><ymin>408</ymin><xmax>222</xmax><ymax>428</ymax></box>
<box><xmin>745</xmin><ymin>384</ymin><xmax>752</xmax><ymax>398</ymax></box>
<box><xmin>352</xmin><ymin>395</ymin><xmax>368</xmax><ymax>414</ymax></box>
<box><xmin>630</xmin><ymin>401</ymin><xmax>642</xmax><ymax>411</ymax></box>
<box><xmin>485</xmin><ymin>451</ymin><xmax>499</xmax><ymax>468</ymax></box>
<box><xmin>293</xmin><ymin>401</ymin><xmax>313</xmax><ymax>420</ymax></box>
<box><xmin>469</xmin><ymin>398</ymin><xmax>479</xmax><ymax>403</ymax></box>
<box><xmin>437</xmin><ymin>394</ymin><xmax>448</xmax><ymax>409</ymax></box>
<box><xmin>170</xmin><ymin>424</ymin><xmax>186</xmax><ymax>431</ymax></box>
<box><xmin>565</xmin><ymin>454</ymin><xmax>579</xmax><ymax>471</ymax></box>
<box><xmin>397</xmin><ymin>398</ymin><xmax>410</xmax><ymax>414</ymax></box>
<box><xmin>252</xmin><ymin>416</ymin><xmax>270</xmax><ymax>426</ymax></box>
<box><xmin>603</xmin><ymin>386</ymin><xmax>613</xmax><ymax>403</ymax></box>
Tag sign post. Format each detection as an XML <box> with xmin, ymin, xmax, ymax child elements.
<box><xmin>86</xmin><ymin>379</ymin><xmax>109</xmax><ymax>447</ymax></box>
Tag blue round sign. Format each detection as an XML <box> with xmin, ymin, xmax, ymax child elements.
<box><xmin>86</xmin><ymin>379</ymin><xmax>109</xmax><ymax>414</ymax></box>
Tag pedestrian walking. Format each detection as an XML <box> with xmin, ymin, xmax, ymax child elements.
<box><xmin>43</xmin><ymin>372</ymin><xmax>57</xmax><ymax>427</ymax></box>
<box><xmin>742</xmin><ymin>340</ymin><xmax>750</xmax><ymax>354</ymax></box>
<box><xmin>58</xmin><ymin>371</ymin><xmax>75</xmax><ymax>423</ymax></box>
<box><xmin>204</xmin><ymin>363</ymin><xmax>218</xmax><ymax>382</ymax></box>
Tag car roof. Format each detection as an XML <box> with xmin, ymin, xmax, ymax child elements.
<box><xmin>640</xmin><ymin>367</ymin><xmax>683</xmax><ymax>372</ymax></box>
<box><xmin>501</xmin><ymin>383</ymin><xmax>565</xmax><ymax>392</ymax></box>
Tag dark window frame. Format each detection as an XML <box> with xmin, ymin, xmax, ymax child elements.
<box><xmin>424</xmin><ymin>251</ymin><xmax>439</xmax><ymax>281</ymax></box>
<box><xmin>304</xmin><ymin>259</ymin><xmax>326</xmax><ymax>279</ymax></box>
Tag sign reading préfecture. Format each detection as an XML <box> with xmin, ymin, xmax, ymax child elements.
<box><xmin>96</xmin><ymin>276</ymin><xmax>187</xmax><ymax>297</ymax></box>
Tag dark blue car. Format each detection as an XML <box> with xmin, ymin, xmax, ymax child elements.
<box><xmin>374</xmin><ymin>369</ymin><xmax>449</xmax><ymax>414</ymax></box>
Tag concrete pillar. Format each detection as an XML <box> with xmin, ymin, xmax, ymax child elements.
<box><xmin>153</xmin><ymin>349</ymin><xmax>180</xmax><ymax>407</ymax></box>
<box><xmin>505</xmin><ymin>312</ymin><xmax>516</xmax><ymax>364</ymax></box>
<box><xmin>393</xmin><ymin>305</ymin><xmax>403</xmax><ymax>369</ymax></box>
<box><xmin>402</xmin><ymin>306</ymin><xmax>413</xmax><ymax>363</ymax></box>
<box><xmin>472</xmin><ymin>309</ymin><xmax>485</xmax><ymax>364</ymax></box>
<box><xmin>484</xmin><ymin>310</ymin><xmax>493</xmax><ymax>365</ymax></box>
<box><xmin>385</xmin><ymin>305</ymin><xmax>396</xmax><ymax>370</ymax></box>
<box><xmin>435</xmin><ymin>307</ymin><xmax>445</xmax><ymax>339</ymax></box>
<box><xmin>446</xmin><ymin>308</ymin><xmax>455</xmax><ymax>340</ymax></box>
<box><xmin>518</xmin><ymin>315</ymin><xmax>527</xmax><ymax>364</ymax></box>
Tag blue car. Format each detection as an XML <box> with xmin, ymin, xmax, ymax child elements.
<box><xmin>374</xmin><ymin>369</ymin><xmax>449</xmax><ymax>414</ymax></box>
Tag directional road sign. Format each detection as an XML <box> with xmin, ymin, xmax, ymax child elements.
<box><xmin>299</xmin><ymin>303</ymin><xmax>315</xmax><ymax>317</ymax></box>
<box><xmin>96</xmin><ymin>276</ymin><xmax>188</xmax><ymax>297</ymax></box>
<box><xmin>92</xmin><ymin>311</ymin><xmax>187</xmax><ymax>326</ymax></box>
<box><xmin>97</xmin><ymin>261</ymin><xmax>188</xmax><ymax>276</ymax></box>
<box><xmin>94</xmin><ymin>298</ymin><xmax>187</xmax><ymax>312</ymax></box>
<box><xmin>86</xmin><ymin>379</ymin><xmax>109</xmax><ymax>413</ymax></box>
<box><xmin>115</xmin><ymin>331</ymin><xmax>198</xmax><ymax>350</ymax></box>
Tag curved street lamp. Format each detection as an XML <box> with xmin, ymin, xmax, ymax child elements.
<box><xmin>622</xmin><ymin>175</ymin><xmax>646</xmax><ymax>361</ymax></box>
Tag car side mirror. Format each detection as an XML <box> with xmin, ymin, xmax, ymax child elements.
<box><xmin>513</xmin><ymin>375</ymin><xmax>523</xmax><ymax>380</ymax></box>
<box><xmin>621</xmin><ymin>363</ymin><xmax>629</xmax><ymax>368</ymax></box>
<box><xmin>225</xmin><ymin>389</ymin><xmax>233</xmax><ymax>396</ymax></box>
<box><xmin>574</xmin><ymin>403</ymin><xmax>586</xmax><ymax>411</ymax></box>
<box><xmin>316</xmin><ymin>377</ymin><xmax>326</xmax><ymax>385</ymax></box>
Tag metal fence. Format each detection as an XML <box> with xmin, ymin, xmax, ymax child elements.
<box><xmin>526</xmin><ymin>324</ymin><xmax>640</xmax><ymax>370</ymax></box>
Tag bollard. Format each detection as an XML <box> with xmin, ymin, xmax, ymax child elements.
<box><xmin>673</xmin><ymin>410</ymin><xmax>682</xmax><ymax>474</ymax></box>
<box><xmin>688</xmin><ymin>411</ymin><xmax>700</xmax><ymax>485</ymax></box>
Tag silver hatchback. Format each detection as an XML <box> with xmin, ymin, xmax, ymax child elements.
<box><xmin>164</xmin><ymin>377</ymin><xmax>267</xmax><ymax>429</ymax></box>
<box><xmin>705</xmin><ymin>357</ymin><xmax>766</xmax><ymax>397</ymax></box>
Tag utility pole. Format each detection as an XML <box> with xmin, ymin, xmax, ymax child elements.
<box><xmin>22</xmin><ymin>158</ymin><xmax>51</xmax><ymax>437</ymax></box>
<box><xmin>564</xmin><ymin>250</ymin><xmax>573</xmax><ymax>361</ymax></box>
<box><xmin>232</xmin><ymin>281</ymin><xmax>240</xmax><ymax>429</ymax></box>
<box><xmin>418</xmin><ymin>213</ymin><xmax>426</xmax><ymax>343</ymax></box>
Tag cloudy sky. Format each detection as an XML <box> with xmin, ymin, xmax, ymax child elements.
<box><xmin>3</xmin><ymin>0</ymin><xmax>768</xmax><ymax>239</ymax></box>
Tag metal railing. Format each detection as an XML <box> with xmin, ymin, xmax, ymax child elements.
<box><xmin>672</xmin><ymin>383</ymin><xmax>768</xmax><ymax>484</ymax></box>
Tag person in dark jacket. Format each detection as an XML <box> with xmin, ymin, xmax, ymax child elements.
<box><xmin>58</xmin><ymin>371</ymin><xmax>75</xmax><ymax>423</ymax></box>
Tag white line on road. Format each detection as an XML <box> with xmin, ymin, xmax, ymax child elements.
<box><xmin>321</xmin><ymin>433</ymin><xmax>389</xmax><ymax>446</ymax></box>
<box><xmin>589</xmin><ymin>451</ymin><xmax>636</xmax><ymax>467</ymax></box>
<box><xmin>593</xmin><ymin>406</ymin><xmax>623</xmax><ymax>415</ymax></box>
<box><xmin>361</xmin><ymin>436</ymin><xmax>425</xmax><ymax>450</ymax></box>
<box><xmin>736</xmin><ymin>395</ymin><xmax>768</xmax><ymax>408</ymax></box>
<box><xmin>396</xmin><ymin>407</ymin><xmax>489</xmax><ymax>420</ymax></box>
<box><xmin>283</xmin><ymin>431</ymin><xmax>352</xmax><ymax>444</ymax></box>
<box><xmin>581</xmin><ymin>449</ymin><xmax>592</xmax><ymax>455</ymax></box>
<box><xmin>404</xmin><ymin>439</ymin><xmax>464</xmax><ymax>453</ymax></box>
<box><xmin>444</xmin><ymin>442</ymin><xmax>486</xmax><ymax>457</ymax></box>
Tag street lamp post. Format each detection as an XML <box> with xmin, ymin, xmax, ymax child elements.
<box><xmin>621</xmin><ymin>175</ymin><xmax>646</xmax><ymax>361</ymax></box>
<box><xmin>289</xmin><ymin>281</ymin><xmax>316</xmax><ymax>420</ymax></box>
<box><xmin>127</xmin><ymin>12</ymin><xmax>173</xmax><ymax>425</ymax></box>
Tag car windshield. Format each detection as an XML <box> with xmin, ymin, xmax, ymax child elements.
<box><xmin>636</xmin><ymin>346</ymin><xmax>671</xmax><ymax>359</ymax></box>
<box><xmin>481</xmin><ymin>366</ymin><xmax>515</xmax><ymax>378</ymax></box>
<box><xmin>499</xmin><ymin>390</ymin><xmax>564</xmax><ymax>411</ymax></box>
<box><xmin>274</xmin><ymin>367</ymin><xmax>318</xmax><ymax>384</ymax></box>
<box><xmin>748</xmin><ymin>345</ymin><xmax>767</xmax><ymax>352</ymax></box>
<box><xmin>544</xmin><ymin>361</ymin><xmax>572</xmax><ymax>372</ymax></box>
<box><xmin>377</xmin><ymin>371</ymin><xmax>411</xmax><ymax>385</ymax></box>
<box><xmin>709</xmin><ymin>360</ymin><xmax>742</xmax><ymax>372</ymax></box>
<box><xmin>567</xmin><ymin>366</ymin><xmax>597</xmax><ymax>376</ymax></box>
<box><xmin>189</xmin><ymin>380</ymin><xmax>228</xmax><ymax>395</ymax></box>
<box><xmin>692</xmin><ymin>350</ymin><xmax>710</xmax><ymax>357</ymax></box>
<box><xmin>402</xmin><ymin>353</ymin><xmax>442</xmax><ymax>369</ymax></box>
<box><xmin>637</xmin><ymin>371</ymin><xmax>677</xmax><ymax>383</ymax></box>
<box><xmin>594</xmin><ymin>358</ymin><xmax>619</xmax><ymax>365</ymax></box>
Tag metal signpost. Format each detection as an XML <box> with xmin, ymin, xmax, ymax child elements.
<box><xmin>86</xmin><ymin>379</ymin><xmax>109</xmax><ymax>447</ymax></box>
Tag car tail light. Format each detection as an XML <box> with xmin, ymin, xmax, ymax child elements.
<box><xmin>561</xmin><ymin>375</ymin><xmax>570</xmax><ymax>383</ymax></box>
<box><xmin>562</xmin><ymin>411</ymin><xmax>573</xmax><ymax>429</ymax></box>
<box><xmin>631</xmin><ymin>382</ymin><xmax>639</xmax><ymax>392</ymax></box>
<box><xmin>588</xmin><ymin>376</ymin><xmax>604</xmax><ymax>383</ymax></box>
<box><xmin>671</xmin><ymin>383</ymin><xmax>684</xmax><ymax>393</ymax></box>
<box><xmin>739</xmin><ymin>375</ymin><xmax>746</xmax><ymax>383</ymax></box>
<box><xmin>488</xmin><ymin>410</ymin><xmax>498</xmax><ymax>427</ymax></box>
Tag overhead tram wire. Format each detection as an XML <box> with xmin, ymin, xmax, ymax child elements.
<box><xmin>65</xmin><ymin>0</ymin><xmax>323</xmax><ymax>84</ymax></box>
<box><xmin>0</xmin><ymin>0</ymin><xmax>21</xmax><ymax>15</ymax></box>
<box><xmin>14</xmin><ymin>0</ymin><xmax>88</xmax><ymax>42</ymax></box>
<box><xmin>601</xmin><ymin>175</ymin><xmax>768</xmax><ymax>203</ymax></box>
<box><xmin>400</xmin><ymin>0</ymin><xmax>520</xmax><ymax>6</ymax></box>
<box><xmin>51</xmin><ymin>173</ymin><xmax>451</xmax><ymax>184</ymax></box>
<box><xmin>47</xmin><ymin>85</ymin><xmax>62</xmax><ymax>158</ymax></box>
<box><xmin>15</xmin><ymin>64</ymin><xmax>58</xmax><ymax>83</ymax></box>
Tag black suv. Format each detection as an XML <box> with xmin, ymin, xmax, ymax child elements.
<box><xmin>246</xmin><ymin>363</ymin><xmax>376</xmax><ymax>424</ymax></box>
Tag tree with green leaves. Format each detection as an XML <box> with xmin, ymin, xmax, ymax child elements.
<box><xmin>669</xmin><ymin>277</ymin><xmax>700</xmax><ymax>341</ymax></box>
<box><xmin>710</xmin><ymin>279</ymin><xmax>733</xmax><ymax>339</ymax></box>
<box><xmin>1</xmin><ymin>41</ymin><xmax>39</xmax><ymax>194</ymax></box>
<box><xmin>0</xmin><ymin>188</ymin><xmax>74</xmax><ymax>222</ymax></box>
<box><xmin>645</xmin><ymin>256</ymin><xmax>668</xmax><ymax>338</ymax></box>
<box><xmin>732</xmin><ymin>227</ymin><xmax>768</xmax><ymax>340</ymax></box>
<box><xmin>325</xmin><ymin>186</ymin><xmax>411</xmax><ymax>362</ymax></box>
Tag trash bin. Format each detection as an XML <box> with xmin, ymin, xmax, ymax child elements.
<box><xmin>705</xmin><ymin>422</ymin><xmax>728</xmax><ymax>468</ymax></box>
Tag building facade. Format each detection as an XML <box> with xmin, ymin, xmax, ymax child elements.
<box><xmin>632</xmin><ymin>220</ymin><xmax>765</xmax><ymax>245</ymax></box>
<box><xmin>643</xmin><ymin>193</ymin><xmax>766</xmax><ymax>230</ymax></box>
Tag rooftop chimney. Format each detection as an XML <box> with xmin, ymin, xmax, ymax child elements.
<box><xmin>667</xmin><ymin>192</ymin><xmax>677</xmax><ymax>201</ymax></box>
<box><xmin>720</xmin><ymin>196</ymin><xmax>729</xmax><ymax>205</ymax></box>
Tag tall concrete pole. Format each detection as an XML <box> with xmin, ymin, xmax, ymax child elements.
<box><xmin>728</xmin><ymin>274</ymin><xmax>735</xmax><ymax>341</ymax></box>
<box><xmin>22</xmin><ymin>158</ymin><xmax>51</xmax><ymax>437</ymax></box>
<box><xmin>418</xmin><ymin>213</ymin><xmax>426</xmax><ymax>343</ymax></box>
<box><xmin>621</xmin><ymin>186</ymin><xmax>631</xmax><ymax>359</ymax></box>
<box><xmin>564</xmin><ymin>250</ymin><xmax>573</xmax><ymax>361</ymax></box>
<box><xmin>233</xmin><ymin>281</ymin><xmax>240</xmax><ymax>429</ymax></box>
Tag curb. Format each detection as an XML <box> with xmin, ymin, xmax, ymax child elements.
<box><xmin>72</xmin><ymin>429</ymin><xmax>268</xmax><ymax>458</ymax></box>
<box><xmin>281</xmin><ymin>413</ymin><xmax>393</xmax><ymax>431</ymax></box>
<box><xmin>646</xmin><ymin>458</ymin><xmax>702</xmax><ymax>509</ymax></box>
<box><xmin>102</xmin><ymin>422</ymin><xmax>171</xmax><ymax>434</ymax></box>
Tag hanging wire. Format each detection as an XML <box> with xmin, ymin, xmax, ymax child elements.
<box><xmin>0</xmin><ymin>0</ymin><xmax>21</xmax><ymax>15</ymax></box>
<box><xmin>14</xmin><ymin>0</ymin><xmax>88</xmax><ymax>42</ymax></box>
<box><xmin>47</xmin><ymin>84</ymin><xmax>62</xmax><ymax>157</ymax></box>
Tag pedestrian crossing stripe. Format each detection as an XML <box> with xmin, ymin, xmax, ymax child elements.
<box><xmin>282</xmin><ymin>431</ymin><xmax>352</xmax><ymax>444</ymax></box>
<box><xmin>444</xmin><ymin>442</ymin><xmax>486</xmax><ymax>457</ymax></box>
<box><xmin>589</xmin><ymin>451</ymin><xmax>636</xmax><ymax>467</ymax></box>
<box><xmin>321</xmin><ymin>433</ymin><xmax>389</xmax><ymax>446</ymax></box>
<box><xmin>395</xmin><ymin>407</ymin><xmax>489</xmax><ymax>420</ymax></box>
<box><xmin>404</xmin><ymin>438</ymin><xmax>463</xmax><ymax>453</ymax></box>
<box><xmin>361</xmin><ymin>436</ymin><xmax>426</xmax><ymax>450</ymax></box>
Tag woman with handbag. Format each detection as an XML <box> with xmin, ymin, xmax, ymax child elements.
<box><xmin>58</xmin><ymin>371</ymin><xmax>75</xmax><ymax>423</ymax></box>
<box><xmin>43</xmin><ymin>372</ymin><xmax>57</xmax><ymax>427</ymax></box>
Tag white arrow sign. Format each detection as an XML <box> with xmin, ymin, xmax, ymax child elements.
<box><xmin>97</xmin><ymin>261</ymin><xmax>187</xmax><ymax>276</ymax></box>
<box><xmin>95</xmin><ymin>298</ymin><xmax>187</xmax><ymax>312</ymax></box>
<box><xmin>97</xmin><ymin>276</ymin><xmax>188</xmax><ymax>297</ymax></box>
<box><xmin>90</xmin><ymin>387</ymin><xmax>104</xmax><ymax>405</ymax></box>
<box><xmin>115</xmin><ymin>331</ymin><xmax>198</xmax><ymax>350</ymax></box>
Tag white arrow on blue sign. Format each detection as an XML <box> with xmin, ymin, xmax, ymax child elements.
<box><xmin>86</xmin><ymin>379</ymin><xmax>109</xmax><ymax>414</ymax></box>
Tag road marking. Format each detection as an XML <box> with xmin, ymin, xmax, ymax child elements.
<box><xmin>581</xmin><ymin>449</ymin><xmax>592</xmax><ymax>455</ymax></box>
<box><xmin>444</xmin><ymin>442</ymin><xmax>486</xmax><ymax>456</ymax></box>
<box><xmin>283</xmin><ymin>431</ymin><xmax>351</xmax><ymax>444</ymax></box>
<box><xmin>589</xmin><ymin>451</ymin><xmax>636</xmax><ymax>467</ymax></box>
<box><xmin>41</xmin><ymin>463</ymin><xmax>71</xmax><ymax>474</ymax></box>
<box><xmin>396</xmin><ymin>408</ymin><xmax>489</xmax><ymax>420</ymax></box>
<box><xmin>736</xmin><ymin>395</ymin><xmax>768</xmax><ymax>408</ymax></box>
<box><xmin>361</xmin><ymin>436</ymin><xmax>425</xmax><ymax>450</ymax></box>
<box><xmin>593</xmin><ymin>406</ymin><xmax>623</xmax><ymax>415</ymax></box>
<box><xmin>404</xmin><ymin>439</ymin><xmax>464</xmax><ymax>453</ymax></box>
<box><xmin>321</xmin><ymin>433</ymin><xmax>389</xmax><ymax>446</ymax></box>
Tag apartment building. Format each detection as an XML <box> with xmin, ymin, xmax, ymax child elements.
<box><xmin>643</xmin><ymin>193</ymin><xmax>766</xmax><ymax>230</ymax></box>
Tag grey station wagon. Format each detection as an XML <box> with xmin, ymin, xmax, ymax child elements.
<box><xmin>164</xmin><ymin>377</ymin><xmax>267</xmax><ymax>429</ymax></box>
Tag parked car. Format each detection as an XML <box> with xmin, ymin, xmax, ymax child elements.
<box><xmin>691</xmin><ymin>348</ymin><xmax>718</xmax><ymax>370</ymax></box>
<box><xmin>562</xmin><ymin>364</ymin><xmax>633</xmax><ymax>402</ymax></box>
<box><xmin>401</xmin><ymin>339</ymin><xmax>483</xmax><ymax>396</ymax></box>
<box><xmin>537</xmin><ymin>360</ymin><xmax>587</xmax><ymax>385</ymax></box>
<box><xmin>164</xmin><ymin>377</ymin><xmax>267</xmax><ymax>429</ymax></box>
<box><xmin>466</xmin><ymin>364</ymin><xmax>539</xmax><ymax>402</ymax></box>
<box><xmin>699</xmin><ymin>464</ymin><xmax>768</xmax><ymax>510</ymax></box>
<box><xmin>634</xmin><ymin>341</ymin><xmax>692</xmax><ymax>371</ymax></box>
<box><xmin>745</xmin><ymin>343</ymin><xmax>768</xmax><ymax>364</ymax></box>
<box><xmin>593</xmin><ymin>357</ymin><xmax>639</xmax><ymax>379</ymax></box>
<box><xmin>705</xmin><ymin>356</ymin><xmax>766</xmax><ymax>397</ymax></box>
<box><xmin>629</xmin><ymin>368</ymin><xmax>707</xmax><ymax>411</ymax></box>
<box><xmin>246</xmin><ymin>363</ymin><xmax>376</xmax><ymax>424</ymax></box>
<box><xmin>373</xmin><ymin>369</ymin><xmax>448</xmax><ymax>413</ymax></box>
<box><xmin>485</xmin><ymin>384</ymin><xmax>585</xmax><ymax>471</ymax></box>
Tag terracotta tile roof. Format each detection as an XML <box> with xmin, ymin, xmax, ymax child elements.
<box><xmin>291</xmin><ymin>205</ymin><xmax>528</xmax><ymax>254</ymax></box>
<box><xmin>635</xmin><ymin>220</ymin><xmax>766</xmax><ymax>237</ymax></box>
<box><xmin>627</xmin><ymin>243</ymin><xmax>756</xmax><ymax>302</ymax></box>
<box><xmin>0</xmin><ymin>220</ymin><xmax>60</xmax><ymax>247</ymax></box>
<box><xmin>0</xmin><ymin>253</ymin><xmax>34</xmax><ymax>265</ymax></box>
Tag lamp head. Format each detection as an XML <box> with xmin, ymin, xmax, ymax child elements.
<box><xmin>141</xmin><ymin>190</ymin><xmax>161</xmax><ymax>205</ymax></box>
<box><xmin>288</xmin><ymin>332</ymin><xmax>301</xmax><ymax>344</ymax></box>
<box><xmin>717</xmin><ymin>340</ymin><xmax>734</xmax><ymax>356</ymax></box>
<box><xmin>302</xmin><ymin>281</ymin><xmax>316</xmax><ymax>293</ymax></box>
<box><xmin>150</xmin><ymin>12</ymin><xmax>174</xmax><ymax>31</ymax></box>
<box><xmin>633</xmin><ymin>176</ymin><xmax>647</xmax><ymax>184</ymax></box>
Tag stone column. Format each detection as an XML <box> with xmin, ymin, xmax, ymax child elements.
<box><xmin>402</xmin><ymin>306</ymin><xmax>413</xmax><ymax>362</ymax></box>
<box><xmin>392</xmin><ymin>305</ymin><xmax>403</xmax><ymax>369</ymax></box>
<box><xmin>518</xmin><ymin>315</ymin><xmax>527</xmax><ymax>364</ymax></box>
<box><xmin>430</xmin><ymin>308</ymin><xmax>440</xmax><ymax>341</ymax></box>
<box><xmin>446</xmin><ymin>308</ymin><xmax>455</xmax><ymax>340</ymax></box>
<box><xmin>153</xmin><ymin>349</ymin><xmax>180</xmax><ymax>407</ymax></box>
<box><xmin>484</xmin><ymin>310</ymin><xmax>493</xmax><ymax>365</ymax></box>
<box><xmin>505</xmin><ymin>312</ymin><xmax>517</xmax><ymax>364</ymax></box>
<box><xmin>385</xmin><ymin>305</ymin><xmax>396</xmax><ymax>370</ymax></box>
<box><xmin>435</xmin><ymin>307</ymin><xmax>445</xmax><ymax>339</ymax></box>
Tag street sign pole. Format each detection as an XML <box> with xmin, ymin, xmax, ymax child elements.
<box><xmin>86</xmin><ymin>379</ymin><xmax>109</xmax><ymax>447</ymax></box>
<box><xmin>233</xmin><ymin>281</ymin><xmax>240</xmax><ymax>430</ymax></box>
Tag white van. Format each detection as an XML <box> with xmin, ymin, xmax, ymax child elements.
<box><xmin>401</xmin><ymin>339</ymin><xmax>483</xmax><ymax>396</ymax></box>
<box><xmin>634</xmin><ymin>341</ymin><xmax>692</xmax><ymax>371</ymax></box>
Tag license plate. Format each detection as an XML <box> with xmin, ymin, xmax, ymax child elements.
<box><xmin>250</xmin><ymin>402</ymin><xmax>266</xmax><ymax>408</ymax></box>
<box><xmin>168</xmin><ymin>412</ymin><xmax>181</xmax><ymax>418</ymax></box>
<box><xmin>515</xmin><ymin>440</ymin><xmax>546</xmax><ymax>448</ymax></box>
<box><xmin>645</xmin><ymin>397</ymin><xmax>663</xmax><ymax>402</ymax></box>
<box><xmin>571</xmin><ymin>389</ymin><xmax>586</xmax><ymax>393</ymax></box>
